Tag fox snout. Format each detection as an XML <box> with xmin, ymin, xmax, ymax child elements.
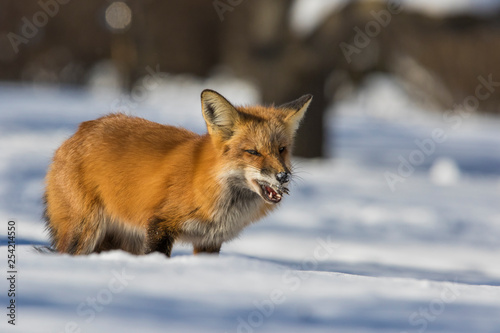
<box><xmin>247</xmin><ymin>169</ymin><xmax>292</xmax><ymax>205</ymax></box>
<box><xmin>276</xmin><ymin>172</ymin><xmax>290</xmax><ymax>184</ymax></box>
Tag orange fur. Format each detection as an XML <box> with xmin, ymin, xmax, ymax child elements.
<box><xmin>44</xmin><ymin>90</ymin><xmax>311</xmax><ymax>256</ymax></box>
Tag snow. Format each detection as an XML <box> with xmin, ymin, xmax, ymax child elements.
<box><xmin>429</xmin><ymin>158</ymin><xmax>461</xmax><ymax>186</ymax></box>
<box><xmin>400</xmin><ymin>0</ymin><xmax>500</xmax><ymax>17</ymax></box>
<box><xmin>1</xmin><ymin>73</ymin><xmax>500</xmax><ymax>333</ymax></box>
<box><xmin>290</xmin><ymin>0</ymin><xmax>500</xmax><ymax>36</ymax></box>
<box><xmin>290</xmin><ymin>0</ymin><xmax>349</xmax><ymax>36</ymax></box>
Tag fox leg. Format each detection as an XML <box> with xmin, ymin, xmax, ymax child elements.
<box><xmin>146</xmin><ymin>218</ymin><xmax>177</xmax><ymax>257</ymax></box>
<box><xmin>193</xmin><ymin>244</ymin><xmax>221</xmax><ymax>255</ymax></box>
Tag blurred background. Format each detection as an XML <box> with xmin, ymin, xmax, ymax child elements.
<box><xmin>2</xmin><ymin>0</ymin><xmax>500</xmax><ymax>158</ymax></box>
<box><xmin>1</xmin><ymin>2</ymin><xmax>500</xmax><ymax>332</ymax></box>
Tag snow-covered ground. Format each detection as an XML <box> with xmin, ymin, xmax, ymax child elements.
<box><xmin>1</xmin><ymin>74</ymin><xmax>500</xmax><ymax>333</ymax></box>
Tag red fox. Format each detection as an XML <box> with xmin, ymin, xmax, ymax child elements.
<box><xmin>44</xmin><ymin>89</ymin><xmax>311</xmax><ymax>256</ymax></box>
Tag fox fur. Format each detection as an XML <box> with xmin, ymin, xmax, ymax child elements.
<box><xmin>44</xmin><ymin>89</ymin><xmax>311</xmax><ymax>256</ymax></box>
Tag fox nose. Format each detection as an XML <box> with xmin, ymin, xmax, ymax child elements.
<box><xmin>276</xmin><ymin>172</ymin><xmax>290</xmax><ymax>184</ymax></box>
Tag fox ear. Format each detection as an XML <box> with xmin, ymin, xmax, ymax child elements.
<box><xmin>279</xmin><ymin>94</ymin><xmax>313</xmax><ymax>133</ymax></box>
<box><xmin>201</xmin><ymin>89</ymin><xmax>239</xmax><ymax>139</ymax></box>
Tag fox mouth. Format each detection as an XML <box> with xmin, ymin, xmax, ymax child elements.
<box><xmin>252</xmin><ymin>180</ymin><xmax>289</xmax><ymax>204</ymax></box>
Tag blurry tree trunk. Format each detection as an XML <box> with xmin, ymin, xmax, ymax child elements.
<box><xmin>288</xmin><ymin>76</ymin><xmax>326</xmax><ymax>158</ymax></box>
<box><xmin>260</xmin><ymin>68</ymin><xmax>327</xmax><ymax>158</ymax></box>
<box><xmin>222</xmin><ymin>0</ymin><xmax>326</xmax><ymax>158</ymax></box>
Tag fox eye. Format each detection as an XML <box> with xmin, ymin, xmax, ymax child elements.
<box><xmin>245</xmin><ymin>149</ymin><xmax>261</xmax><ymax>156</ymax></box>
<box><xmin>279</xmin><ymin>147</ymin><xmax>286</xmax><ymax>154</ymax></box>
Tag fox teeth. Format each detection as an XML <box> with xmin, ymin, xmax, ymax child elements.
<box><xmin>257</xmin><ymin>182</ymin><xmax>284</xmax><ymax>203</ymax></box>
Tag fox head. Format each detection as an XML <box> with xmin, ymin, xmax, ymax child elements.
<box><xmin>201</xmin><ymin>89</ymin><xmax>312</xmax><ymax>204</ymax></box>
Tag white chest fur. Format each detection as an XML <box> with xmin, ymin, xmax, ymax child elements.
<box><xmin>179</xmin><ymin>188</ymin><xmax>264</xmax><ymax>247</ymax></box>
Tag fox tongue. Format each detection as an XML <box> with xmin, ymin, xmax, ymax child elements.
<box><xmin>265</xmin><ymin>186</ymin><xmax>281</xmax><ymax>202</ymax></box>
